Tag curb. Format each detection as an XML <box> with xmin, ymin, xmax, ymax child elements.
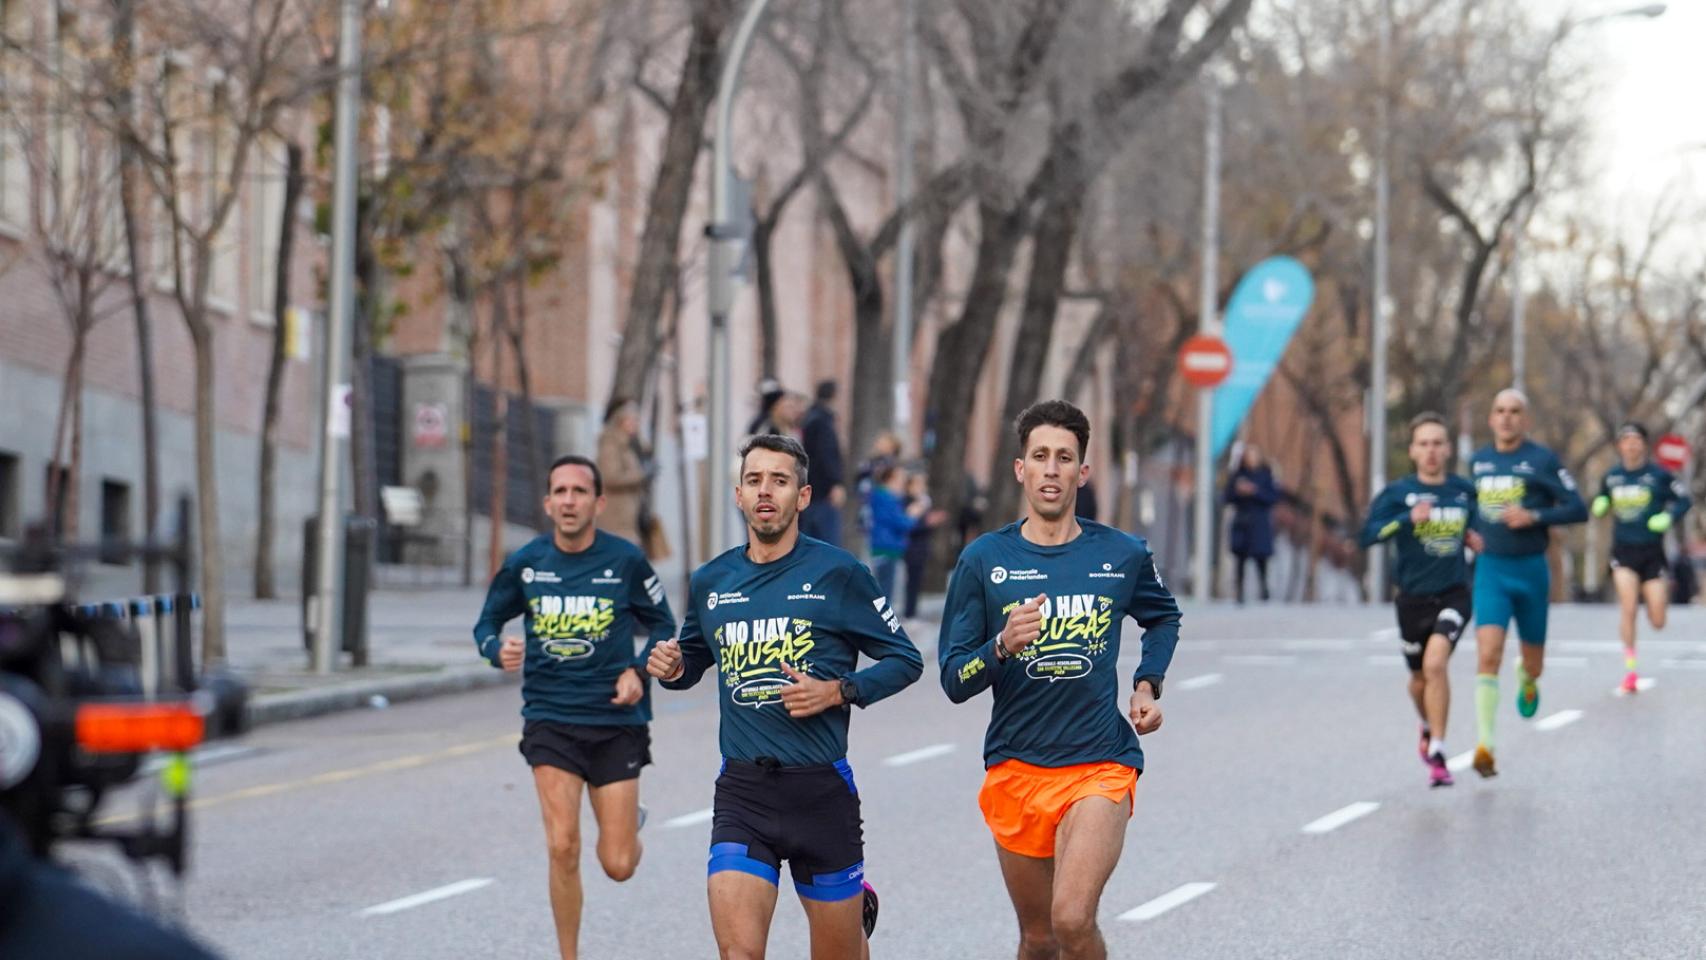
<box><xmin>244</xmin><ymin>665</ymin><xmax>520</xmax><ymax>728</ymax></box>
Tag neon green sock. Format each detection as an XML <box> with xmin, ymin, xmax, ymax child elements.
<box><xmin>1515</xmin><ymin>661</ymin><xmax>1532</xmax><ymax>689</ymax></box>
<box><xmin>1476</xmin><ymin>674</ymin><xmax>1499</xmax><ymax>749</ymax></box>
<box><xmin>1626</xmin><ymin>649</ymin><xmax>1638</xmax><ymax>671</ymax></box>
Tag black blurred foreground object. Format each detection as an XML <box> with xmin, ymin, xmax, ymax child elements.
<box><xmin>0</xmin><ymin>497</ymin><xmax>238</xmax><ymax>958</ymax></box>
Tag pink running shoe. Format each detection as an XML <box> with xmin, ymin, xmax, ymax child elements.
<box><xmin>1428</xmin><ymin>753</ymin><xmax>1455</xmax><ymax>788</ymax></box>
<box><xmin>1620</xmin><ymin>671</ymin><xmax>1640</xmax><ymax>694</ymax></box>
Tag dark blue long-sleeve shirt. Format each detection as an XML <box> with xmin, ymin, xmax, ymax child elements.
<box><xmin>661</xmin><ymin>536</ymin><xmax>922</xmax><ymax>766</ymax></box>
<box><xmin>1599</xmin><ymin>461</ymin><xmax>1691</xmax><ymax>545</ymax></box>
<box><xmin>938</xmin><ymin>520</ymin><xmax>1181</xmax><ymax>771</ymax></box>
<box><xmin>1360</xmin><ymin>474</ymin><xmax>1477</xmax><ymax>596</ymax></box>
<box><xmin>1470</xmin><ymin>440</ymin><xmax>1587</xmax><ymax>556</ymax></box>
<box><xmin>473</xmin><ymin>532</ymin><xmax>676</xmax><ymax>726</ymax></box>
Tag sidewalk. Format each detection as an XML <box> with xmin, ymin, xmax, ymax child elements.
<box><xmin>223</xmin><ymin>588</ymin><xmax>948</xmax><ymax>728</ymax></box>
<box><xmin>223</xmin><ymin>587</ymin><xmax>514</xmax><ymax>727</ymax></box>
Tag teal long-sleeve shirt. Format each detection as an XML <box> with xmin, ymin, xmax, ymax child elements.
<box><xmin>1599</xmin><ymin>461</ymin><xmax>1691</xmax><ymax>545</ymax></box>
<box><xmin>938</xmin><ymin>520</ymin><xmax>1181</xmax><ymax>771</ymax></box>
<box><xmin>1470</xmin><ymin>440</ymin><xmax>1587</xmax><ymax>556</ymax></box>
<box><xmin>473</xmin><ymin>531</ymin><xmax>676</xmax><ymax>726</ymax></box>
<box><xmin>660</xmin><ymin>536</ymin><xmax>922</xmax><ymax>766</ymax></box>
<box><xmin>1361</xmin><ymin>474</ymin><xmax>1477</xmax><ymax>596</ymax></box>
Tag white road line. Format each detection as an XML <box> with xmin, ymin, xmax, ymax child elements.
<box><xmin>140</xmin><ymin>744</ymin><xmax>256</xmax><ymax>776</ymax></box>
<box><xmin>1302</xmin><ymin>801</ymin><xmax>1381</xmax><ymax>835</ymax></box>
<box><xmin>1221</xmin><ymin>654</ymin><xmax>1297</xmax><ymax>666</ymax></box>
<box><xmin>1368</xmin><ymin>627</ymin><xmax>1400</xmax><ymax>643</ymax></box>
<box><xmin>1446</xmin><ymin>751</ymin><xmax>1475</xmax><ymax>773</ymax></box>
<box><xmin>359</xmin><ymin>878</ymin><xmax>493</xmax><ymax>917</ymax></box>
<box><xmin>1282</xmin><ymin>639</ymin><xmax>1354</xmax><ymax>652</ymax></box>
<box><xmin>1176</xmin><ymin>673</ymin><xmax>1224</xmax><ymax>691</ymax></box>
<box><xmin>883</xmin><ymin>743</ymin><xmax>957</xmax><ymax>767</ymax></box>
<box><xmin>1660</xmin><ymin>658</ymin><xmax>1706</xmax><ymax>670</ymax></box>
<box><xmin>1118</xmin><ymin>882</ymin><xmax>1218</xmax><ymax>922</ymax></box>
<box><xmin>663</xmin><ymin>807</ymin><xmax>715</xmax><ymax>829</ymax></box>
<box><xmin>1534</xmin><ymin>709</ymin><xmax>1583</xmax><ymax>732</ymax></box>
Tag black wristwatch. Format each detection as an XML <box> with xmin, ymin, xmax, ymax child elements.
<box><xmin>838</xmin><ymin>677</ymin><xmax>861</xmax><ymax>708</ymax></box>
<box><xmin>1133</xmin><ymin>675</ymin><xmax>1163</xmax><ymax>700</ymax></box>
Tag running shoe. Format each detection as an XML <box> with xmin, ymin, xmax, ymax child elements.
<box><xmin>1428</xmin><ymin>752</ymin><xmax>1455</xmax><ymax>788</ymax></box>
<box><xmin>1620</xmin><ymin>671</ymin><xmax>1640</xmax><ymax>695</ymax></box>
<box><xmin>1516</xmin><ymin>676</ymin><xmax>1540</xmax><ymax>719</ymax></box>
<box><xmin>1417</xmin><ymin>724</ymin><xmax>1431</xmax><ymax>765</ymax></box>
<box><xmin>1472</xmin><ymin>744</ymin><xmax>1498</xmax><ymax>779</ymax></box>
<box><xmin>862</xmin><ymin>881</ymin><xmax>880</xmax><ymax>938</ymax></box>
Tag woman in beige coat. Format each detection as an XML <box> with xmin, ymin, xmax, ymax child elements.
<box><xmin>596</xmin><ymin>399</ymin><xmax>648</xmax><ymax>547</ymax></box>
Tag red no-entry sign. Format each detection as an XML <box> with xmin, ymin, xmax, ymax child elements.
<box><xmin>1654</xmin><ymin>433</ymin><xmax>1690</xmax><ymax>472</ymax></box>
<box><xmin>1178</xmin><ymin>334</ymin><xmax>1233</xmax><ymax>389</ymax></box>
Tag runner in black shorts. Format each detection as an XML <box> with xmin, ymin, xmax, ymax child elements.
<box><xmin>1361</xmin><ymin>413</ymin><xmax>1481</xmax><ymax>787</ymax></box>
<box><xmin>648</xmin><ymin>435</ymin><xmax>922</xmax><ymax>959</ymax></box>
<box><xmin>1593</xmin><ymin>423</ymin><xmax>1692</xmax><ymax>693</ymax></box>
<box><xmin>473</xmin><ymin>455</ymin><xmax>676</xmax><ymax>960</ymax></box>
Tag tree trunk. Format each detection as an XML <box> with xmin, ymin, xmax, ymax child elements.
<box><xmin>111</xmin><ymin>0</ymin><xmax>160</xmax><ymax>590</ymax></box>
<box><xmin>48</xmin><ymin>332</ymin><xmax>75</xmax><ymax>536</ymax></box>
<box><xmin>254</xmin><ymin>142</ymin><xmax>303</xmax><ymax>599</ymax></box>
<box><xmin>350</xmin><ymin>233</ymin><xmax>380</xmax><ymax>520</ymax></box>
<box><xmin>508</xmin><ymin>269</ymin><xmax>542</xmax><ymax>512</ymax></box>
<box><xmin>487</xmin><ymin>283</ymin><xmax>509</xmax><ymax>579</ymax></box>
<box><xmin>67</xmin><ymin>320</ymin><xmax>86</xmax><ymax>542</ymax></box>
<box><xmin>922</xmin><ymin>205</ymin><xmax>1029</xmax><ymax>586</ymax></box>
<box><xmin>984</xmin><ymin>190</ymin><xmax>1084</xmax><ymax>528</ymax></box>
<box><xmin>752</xmin><ymin>215</ymin><xmax>779</xmax><ymax>380</ymax></box>
<box><xmin>189</xmin><ymin>315</ymin><xmax>226</xmax><ymax>664</ymax></box>
<box><xmin>608</xmin><ymin>0</ymin><xmax>729</xmax><ymax>409</ymax></box>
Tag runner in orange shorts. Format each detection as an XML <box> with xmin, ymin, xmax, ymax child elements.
<box><xmin>940</xmin><ymin>400</ymin><xmax>1182</xmax><ymax>960</ymax></box>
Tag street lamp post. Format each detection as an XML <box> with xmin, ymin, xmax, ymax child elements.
<box><xmin>1192</xmin><ymin>79</ymin><xmax>1221</xmax><ymax>604</ymax></box>
<box><xmin>311</xmin><ymin>0</ymin><xmax>362</xmax><ymax>673</ymax></box>
<box><xmin>1369</xmin><ymin>0</ymin><xmax>1393</xmax><ymax>603</ymax></box>
<box><xmin>707</xmin><ymin>0</ymin><xmax>773</xmax><ymax>555</ymax></box>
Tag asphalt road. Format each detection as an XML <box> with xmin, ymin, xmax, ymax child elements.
<box><xmin>75</xmin><ymin>602</ymin><xmax>1706</xmax><ymax>959</ymax></box>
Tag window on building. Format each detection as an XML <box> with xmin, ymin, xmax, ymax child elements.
<box><xmin>99</xmin><ymin>479</ymin><xmax>130</xmax><ymax>563</ymax></box>
<box><xmin>0</xmin><ymin>0</ymin><xmax>33</xmax><ymax>226</ymax></box>
<box><xmin>0</xmin><ymin>451</ymin><xmax>19</xmax><ymax>539</ymax></box>
<box><xmin>250</xmin><ymin>138</ymin><xmax>287</xmax><ymax>323</ymax></box>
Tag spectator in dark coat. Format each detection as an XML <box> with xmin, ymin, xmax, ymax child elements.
<box><xmin>1075</xmin><ymin>477</ymin><xmax>1100</xmax><ymax>522</ymax></box>
<box><xmin>1224</xmin><ymin>444</ymin><xmax>1280</xmax><ymax>603</ymax></box>
<box><xmin>799</xmin><ymin>380</ymin><xmax>846</xmax><ymax>546</ymax></box>
<box><xmin>902</xmin><ymin>469</ymin><xmax>942</xmax><ymax>620</ymax></box>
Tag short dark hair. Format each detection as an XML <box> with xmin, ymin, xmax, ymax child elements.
<box><xmin>547</xmin><ymin>454</ymin><xmax>602</xmax><ymax>495</ymax></box>
<box><xmin>1617</xmin><ymin>421</ymin><xmax>1650</xmax><ymax>442</ymax></box>
<box><xmin>1408</xmin><ymin>411</ymin><xmax>1448</xmax><ymax>441</ymax></box>
<box><xmin>739</xmin><ymin>433</ymin><xmax>810</xmax><ymax>486</ymax></box>
<box><xmin>814</xmin><ymin>380</ymin><xmax>837</xmax><ymax>403</ymax></box>
<box><xmin>1015</xmin><ymin>400</ymin><xmax>1090</xmax><ymax>459</ymax></box>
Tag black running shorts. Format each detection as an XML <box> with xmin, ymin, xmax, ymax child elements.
<box><xmin>1393</xmin><ymin>585</ymin><xmax>1472</xmax><ymax>672</ymax></box>
<box><xmin>1610</xmin><ymin>542</ymin><xmax>1668</xmax><ymax>584</ymax></box>
<box><xmin>708</xmin><ymin>758</ymin><xmax>865</xmax><ymax>902</ymax></box>
<box><xmin>519</xmin><ymin>721</ymin><xmax>651</xmax><ymax>787</ymax></box>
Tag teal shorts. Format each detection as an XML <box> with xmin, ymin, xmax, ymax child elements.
<box><xmin>1473</xmin><ymin>552</ymin><xmax>1551</xmax><ymax>645</ymax></box>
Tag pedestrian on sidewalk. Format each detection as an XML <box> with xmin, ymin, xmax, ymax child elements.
<box><xmin>799</xmin><ymin>380</ymin><xmax>847</xmax><ymax>547</ymax></box>
<box><xmin>1224</xmin><ymin>444</ymin><xmax>1279</xmax><ymax>603</ymax></box>
<box><xmin>472</xmin><ymin>454</ymin><xmax>677</xmax><ymax>960</ymax></box>
<box><xmin>903</xmin><ymin>468</ymin><xmax>943</xmax><ymax>621</ymax></box>
<box><xmin>867</xmin><ymin>462</ymin><xmax>938</xmax><ymax>603</ymax></box>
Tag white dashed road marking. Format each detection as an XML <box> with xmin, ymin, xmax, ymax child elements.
<box><xmin>664</xmin><ymin>808</ymin><xmax>715</xmax><ymax>829</ymax></box>
<box><xmin>883</xmin><ymin>743</ymin><xmax>957</xmax><ymax>767</ymax></box>
<box><xmin>1118</xmin><ymin>882</ymin><xmax>1218</xmax><ymax>922</ymax></box>
<box><xmin>360</xmin><ymin>878</ymin><xmax>494</xmax><ymax>917</ymax></box>
<box><xmin>1302</xmin><ymin>801</ymin><xmax>1380</xmax><ymax>834</ymax></box>
<box><xmin>1176</xmin><ymin>673</ymin><xmax>1224</xmax><ymax>691</ymax></box>
<box><xmin>1534</xmin><ymin>709</ymin><xmax>1583</xmax><ymax>732</ymax></box>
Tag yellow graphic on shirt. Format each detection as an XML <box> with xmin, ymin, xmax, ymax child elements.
<box><xmin>997</xmin><ymin>594</ymin><xmax>1115</xmax><ymax>682</ymax></box>
<box><xmin>1476</xmin><ymin>476</ymin><xmax>1526</xmax><ymax>524</ymax></box>
<box><xmin>1610</xmin><ymin>483</ymin><xmax>1653</xmax><ymax>523</ymax></box>
<box><xmin>529</xmin><ymin>595</ymin><xmax>615</xmax><ymax>661</ymax></box>
<box><xmin>1414</xmin><ymin>506</ymin><xmax>1469</xmax><ymax>558</ymax></box>
<box><xmin>714</xmin><ymin>616</ymin><xmax>817</xmax><ymax>708</ymax></box>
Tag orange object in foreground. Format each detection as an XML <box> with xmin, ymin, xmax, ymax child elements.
<box><xmin>75</xmin><ymin>703</ymin><xmax>205</xmax><ymax>753</ymax></box>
